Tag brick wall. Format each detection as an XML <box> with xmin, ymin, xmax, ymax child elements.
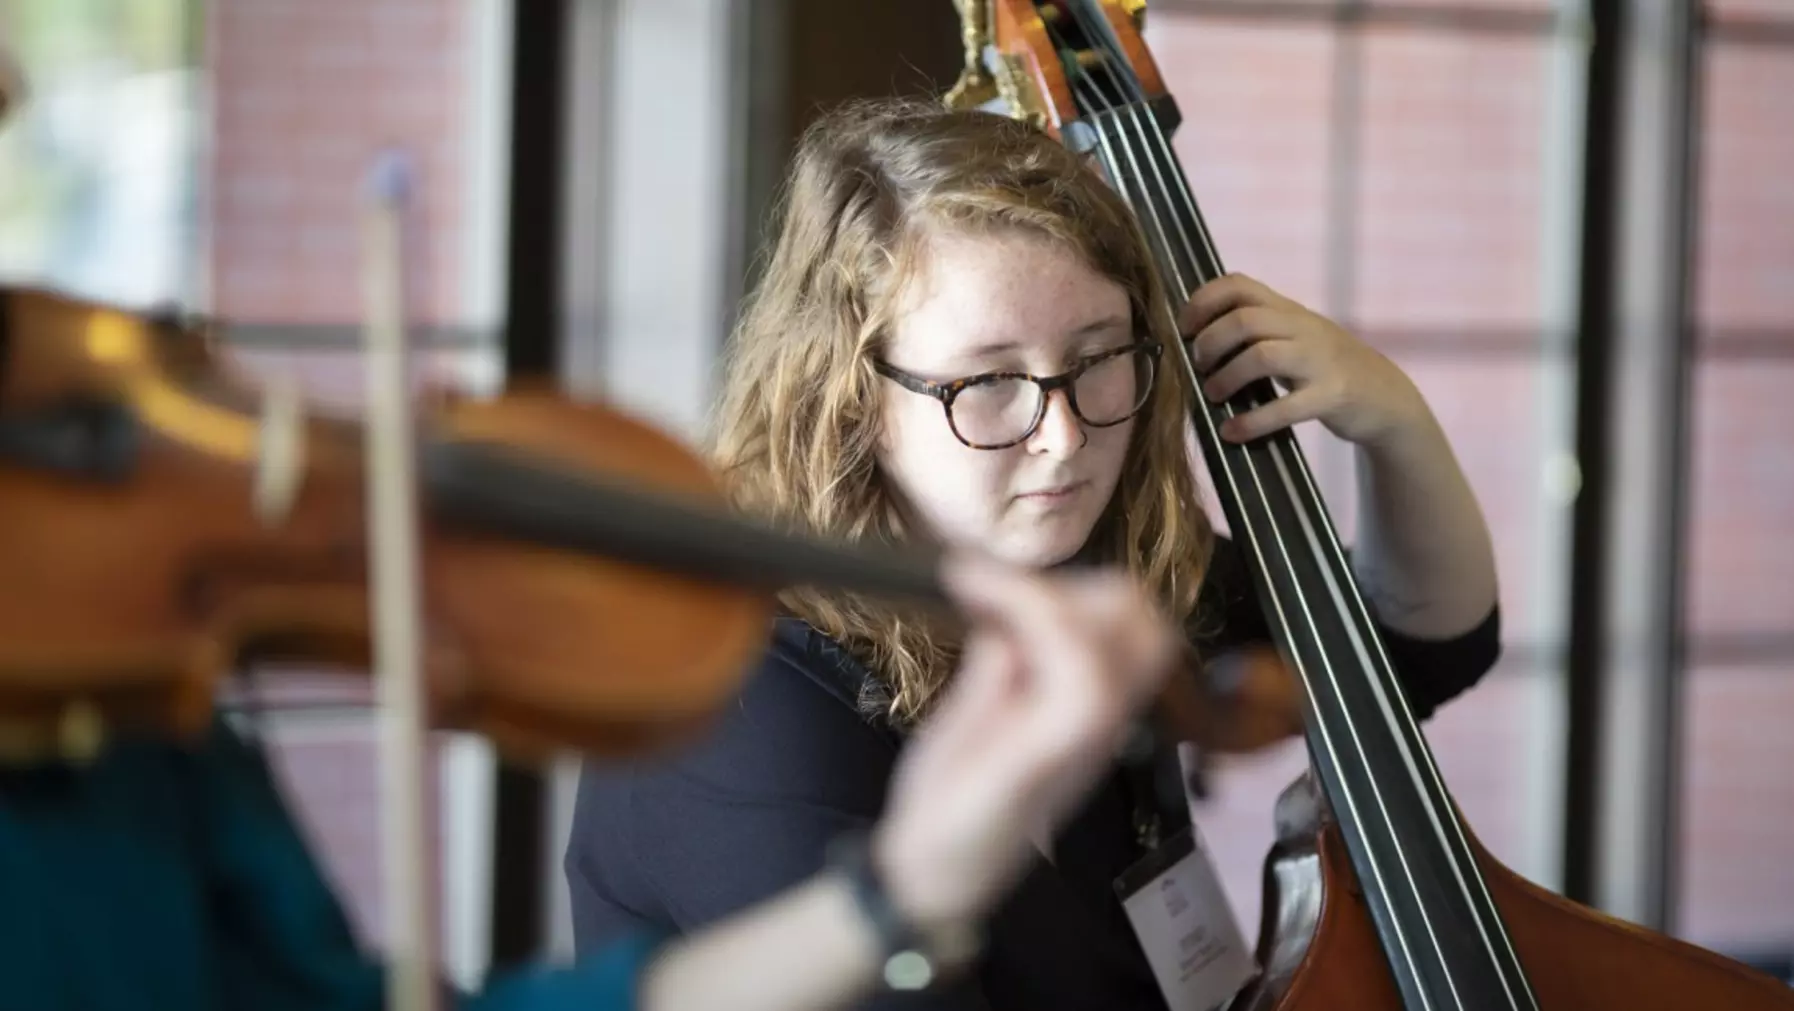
<box><xmin>208</xmin><ymin>0</ymin><xmax>466</xmax><ymax>326</ymax></box>
<box><xmin>1681</xmin><ymin>24</ymin><xmax>1794</xmax><ymax>955</ymax></box>
<box><xmin>205</xmin><ymin>0</ymin><xmax>481</xmax><ymax>954</ymax></box>
<box><xmin>1146</xmin><ymin>6</ymin><xmax>1794</xmax><ymax>957</ymax></box>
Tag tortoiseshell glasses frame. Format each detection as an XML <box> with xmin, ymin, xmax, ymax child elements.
<box><xmin>871</xmin><ymin>339</ymin><xmax>1162</xmax><ymax>450</ymax></box>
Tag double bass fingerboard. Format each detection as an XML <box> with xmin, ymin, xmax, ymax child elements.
<box><xmin>1042</xmin><ymin>4</ymin><xmax>1538</xmax><ymax>1008</ymax></box>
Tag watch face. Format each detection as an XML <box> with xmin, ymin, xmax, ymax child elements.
<box><xmin>884</xmin><ymin>950</ymin><xmax>937</xmax><ymax>992</ymax></box>
<box><xmin>827</xmin><ymin>831</ymin><xmax>982</xmax><ymax>993</ymax></box>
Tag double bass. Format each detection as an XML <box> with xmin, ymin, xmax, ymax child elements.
<box><xmin>939</xmin><ymin>1</ymin><xmax>1794</xmax><ymax>1007</ymax></box>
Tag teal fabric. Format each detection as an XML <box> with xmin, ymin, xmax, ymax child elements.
<box><xmin>0</xmin><ymin>715</ymin><xmax>664</xmax><ymax>1011</ymax></box>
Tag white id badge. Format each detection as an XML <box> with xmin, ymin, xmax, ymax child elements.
<box><xmin>1113</xmin><ymin>826</ymin><xmax>1257</xmax><ymax>1011</ymax></box>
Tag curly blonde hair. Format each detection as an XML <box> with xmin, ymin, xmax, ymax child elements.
<box><xmin>708</xmin><ymin>97</ymin><xmax>1213</xmax><ymax>727</ymax></box>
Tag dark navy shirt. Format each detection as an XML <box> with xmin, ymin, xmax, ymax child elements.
<box><xmin>564</xmin><ymin>534</ymin><xmax>1501</xmax><ymax>1010</ymax></box>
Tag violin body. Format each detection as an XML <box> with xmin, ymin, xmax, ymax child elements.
<box><xmin>0</xmin><ymin>280</ymin><xmax>1290</xmax><ymax>771</ymax></box>
<box><xmin>0</xmin><ymin>286</ymin><xmax>770</xmax><ymax>764</ymax></box>
<box><xmin>1237</xmin><ymin>775</ymin><xmax>1794</xmax><ymax>1008</ymax></box>
<box><xmin>952</xmin><ymin>1</ymin><xmax>1794</xmax><ymax>1006</ymax></box>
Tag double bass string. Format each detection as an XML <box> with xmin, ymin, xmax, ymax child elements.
<box><xmin>1110</xmin><ymin>19</ymin><xmax>1534</xmax><ymax>1010</ymax></box>
<box><xmin>1086</xmin><ymin>58</ymin><xmax>1520</xmax><ymax>994</ymax></box>
<box><xmin>1047</xmin><ymin>31</ymin><xmax>1439</xmax><ymax>996</ymax></box>
<box><xmin>1051</xmin><ymin>31</ymin><xmax>1452</xmax><ymax>998</ymax></box>
<box><xmin>1044</xmin><ymin>7</ymin><xmax>1530</xmax><ymax>1007</ymax></box>
<box><xmin>1078</xmin><ymin>33</ymin><xmax>1500</xmax><ymax>1010</ymax></box>
<box><xmin>1107</xmin><ymin>61</ymin><xmax>1532</xmax><ymax>1009</ymax></box>
<box><xmin>1080</xmin><ymin>75</ymin><xmax>1456</xmax><ymax>1003</ymax></box>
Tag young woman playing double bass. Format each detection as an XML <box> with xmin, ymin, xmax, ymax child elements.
<box><xmin>564</xmin><ymin>97</ymin><xmax>1503</xmax><ymax>1009</ymax></box>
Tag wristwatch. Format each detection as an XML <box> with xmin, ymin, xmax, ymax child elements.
<box><xmin>826</xmin><ymin>832</ymin><xmax>984</xmax><ymax>992</ymax></box>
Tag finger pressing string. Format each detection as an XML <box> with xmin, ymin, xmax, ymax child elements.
<box><xmin>1176</xmin><ymin>273</ymin><xmax>1280</xmax><ymax>338</ymax></box>
<box><xmin>1202</xmin><ymin>339</ymin><xmax>1309</xmax><ymax>403</ymax></box>
<box><xmin>1221</xmin><ymin>387</ymin><xmax>1329</xmax><ymax>442</ymax></box>
<box><xmin>1188</xmin><ymin>306</ymin><xmax>1287</xmax><ymax>373</ymax></box>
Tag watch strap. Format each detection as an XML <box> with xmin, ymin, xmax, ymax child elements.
<box><xmin>826</xmin><ymin>832</ymin><xmax>981</xmax><ymax>992</ymax></box>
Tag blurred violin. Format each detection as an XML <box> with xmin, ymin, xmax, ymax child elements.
<box><xmin>0</xmin><ymin>31</ymin><xmax>1305</xmax><ymax>1011</ymax></box>
<box><xmin>0</xmin><ymin>278</ymin><xmax>1315</xmax><ymax>766</ymax></box>
<box><xmin>945</xmin><ymin>1</ymin><xmax>1794</xmax><ymax>1007</ymax></box>
<box><xmin>0</xmin><ymin>156</ymin><xmax>1302</xmax><ymax>1007</ymax></box>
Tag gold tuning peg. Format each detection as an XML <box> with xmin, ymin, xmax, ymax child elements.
<box><xmin>945</xmin><ymin>0</ymin><xmax>998</xmax><ymax>111</ymax></box>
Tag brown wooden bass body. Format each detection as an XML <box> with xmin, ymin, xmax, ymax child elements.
<box><xmin>1236</xmin><ymin>775</ymin><xmax>1794</xmax><ymax>1008</ymax></box>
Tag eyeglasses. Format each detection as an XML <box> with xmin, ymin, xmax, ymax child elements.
<box><xmin>873</xmin><ymin>340</ymin><xmax>1161</xmax><ymax>450</ymax></box>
